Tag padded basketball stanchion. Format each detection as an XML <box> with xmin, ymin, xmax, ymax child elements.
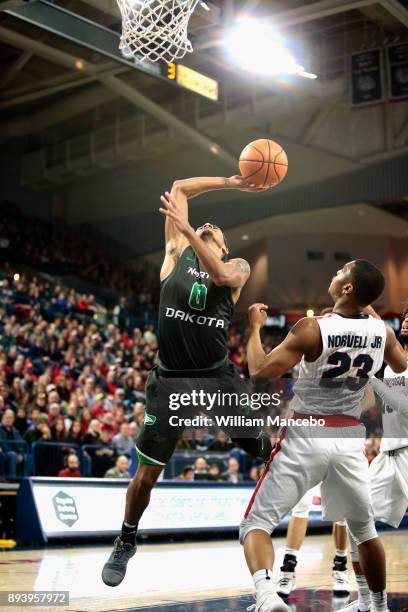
<box><xmin>116</xmin><ymin>0</ymin><xmax>199</xmax><ymax>63</ymax></box>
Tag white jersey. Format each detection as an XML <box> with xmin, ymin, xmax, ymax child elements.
<box><xmin>293</xmin><ymin>313</ymin><xmax>386</xmax><ymax>418</ymax></box>
<box><xmin>374</xmin><ymin>363</ymin><xmax>408</xmax><ymax>452</ymax></box>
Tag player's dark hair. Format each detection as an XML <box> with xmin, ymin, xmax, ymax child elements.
<box><xmin>349</xmin><ymin>260</ymin><xmax>385</xmax><ymax>306</ymax></box>
<box><xmin>403</xmin><ymin>303</ymin><xmax>408</xmax><ymax>318</ymax></box>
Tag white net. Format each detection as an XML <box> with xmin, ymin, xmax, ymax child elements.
<box><xmin>116</xmin><ymin>0</ymin><xmax>200</xmax><ymax>63</ymax></box>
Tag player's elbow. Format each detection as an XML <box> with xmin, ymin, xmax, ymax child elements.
<box><xmin>172</xmin><ymin>180</ymin><xmax>183</xmax><ymax>190</ymax></box>
<box><xmin>249</xmin><ymin>365</ymin><xmax>269</xmax><ymax>379</ymax></box>
<box><xmin>172</xmin><ymin>180</ymin><xmax>190</xmax><ymax>198</ymax></box>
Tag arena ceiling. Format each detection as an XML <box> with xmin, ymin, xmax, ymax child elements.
<box><xmin>0</xmin><ymin>0</ymin><xmax>408</xmax><ymax>256</ymax></box>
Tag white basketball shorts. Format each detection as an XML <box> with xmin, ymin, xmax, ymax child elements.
<box><xmin>240</xmin><ymin>420</ymin><xmax>373</xmax><ymax>544</ymax></box>
<box><xmin>370</xmin><ymin>447</ymin><xmax>408</xmax><ymax>528</ymax></box>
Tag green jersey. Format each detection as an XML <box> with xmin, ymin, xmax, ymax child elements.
<box><xmin>158</xmin><ymin>246</ymin><xmax>234</xmax><ymax>371</ymax></box>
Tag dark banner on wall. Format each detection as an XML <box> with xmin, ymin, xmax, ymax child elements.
<box><xmin>351</xmin><ymin>48</ymin><xmax>384</xmax><ymax>106</ymax></box>
<box><xmin>387</xmin><ymin>42</ymin><xmax>408</xmax><ymax>101</ymax></box>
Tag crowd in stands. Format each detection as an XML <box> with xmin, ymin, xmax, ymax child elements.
<box><xmin>0</xmin><ymin>265</ymin><xmax>158</xmax><ymax>479</ymax></box>
<box><xmin>0</xmin><ymin>259</ymin><xmax>385</xmax><ymax>483</ymax></box>
<box><xmin>0</xmin><ymin>205</ymin><xmax>159</xmax><ymax>313</ymax></box>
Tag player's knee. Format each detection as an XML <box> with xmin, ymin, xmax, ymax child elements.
<box><xmin>133</xmin><ymin>465</ymin><xmax>161</xmax><ymax>492</ymax></box>
<box><xmin>347</xmin><ymin>519</ymin><xmax>377</xmax><ymax>547</ymax></box>
<box><xmin>347</xmin><ymin>529</ymin><xmax>359</xmax><ymax>562</ymax></box>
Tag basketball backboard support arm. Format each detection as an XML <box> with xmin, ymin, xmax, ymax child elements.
<box><xmin>0</xmin><ymin>0</ymin><xmax>31</xmax><ymax>9</ymax></box>
<box><xmin>3</xmin><ymin>0</ymin><xmax>158</xmax><ymax>75</ymax></box>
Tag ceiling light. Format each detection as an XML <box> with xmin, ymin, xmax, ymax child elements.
<box><xmin>241</xmin><ymin>234</ymin><xmax>249</xmax><ymax>241</ymax></box>
<box><xmin>306</xmin><ymin>308</ymin><xmax>314</xmax><ymax>317</ymax></box>
<box><xmin>224</xmin><ymin>18</ymin><xmax>309</xmax><ymax>78</ymax></box>
<box><xmin>299</xmin><ymin>70</ymin><xmax>318</xmax><ymax>79</ymax></box>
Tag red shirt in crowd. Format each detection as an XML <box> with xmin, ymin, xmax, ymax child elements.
<box><xmin>58</xmin><ymin>468</ymin><xmax>81</xmax><ymax>478</ymax></box>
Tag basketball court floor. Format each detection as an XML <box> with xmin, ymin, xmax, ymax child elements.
<box><xmin>1</xmin><ymin>531</ymin><xmax>407</xmax><ymax>611</ymax></box>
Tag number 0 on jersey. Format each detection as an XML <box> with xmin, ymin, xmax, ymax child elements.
<box><xmin>189</xmin><ymin>282</ymin><xmax>207</xmax><ymax>311</ymax></box>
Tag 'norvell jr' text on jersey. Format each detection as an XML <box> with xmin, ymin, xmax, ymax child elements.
<box><xmin>293</xmin><ymin>313</ymin><xmax>386</xmax><ymax>418</ymax></box>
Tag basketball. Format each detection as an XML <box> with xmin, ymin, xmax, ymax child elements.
<box><xmin>239</xmin><ymin>139</ymin><xmax>288</xmax><ymax>187</ymax></box>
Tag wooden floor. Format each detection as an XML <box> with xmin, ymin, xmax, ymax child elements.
<box><xmin>0</xmin><ymin>531</ymin><xmax>407</xmax><ymax>611</ymax></box>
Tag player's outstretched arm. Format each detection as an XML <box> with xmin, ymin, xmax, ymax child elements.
<box><xmin>384</xmin><ymin>326</ymin><xmax>407</xmax><ymax>373</ymax></box>
<box><xmin>246</xmin><ymin>305</ymin><xmax>321</xmax><ymax>378</ymax></box>
<box><xmin>171</xmin><ymin>175</ymin><xmax>268</xmax><ymax>200</ymax></box>
<box><xmin>160</xmin><ymin>191</ymin><xmax>250</xmax><ymax>288</ymax></box>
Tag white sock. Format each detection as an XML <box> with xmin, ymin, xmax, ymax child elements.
<box><xmin>284</xmin><ymin>548</ymin><xmax>298</xmax><ymax>559</ymax></box>
<box><xmin>335</xmin><ymin>548</ymin><xmax>347</xmax><ymax>558</ymax></box>
<box><xmin>370</xmin><ymin>590</ymin><xmax>388</xmax><ymax>612</ymax></box>
<box><xmin>253</xmin><ymin>569</ymin><xmax>274</xmax><ymax>596</ymax></box>
<box><xmin>356</xmin><ymin>574</ymin><xmax>371</xmax><ymax>611</ymax></box>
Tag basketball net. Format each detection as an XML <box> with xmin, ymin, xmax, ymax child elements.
<box><xmin>116</xmin><ymin>0</ymin><xmax>200</xmax><ymax>63</ymax></box>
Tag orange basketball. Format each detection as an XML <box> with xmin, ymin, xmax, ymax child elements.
<box><xmin>239</xmin><ymin>139</ymin><xmax>288</xmax><ymax>187</ymax></box>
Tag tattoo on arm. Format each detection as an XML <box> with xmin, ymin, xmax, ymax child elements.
<box><xmin>234</xmin><ymin>259</ymin><xmax>250</xmax><ymax>274</ymax></box>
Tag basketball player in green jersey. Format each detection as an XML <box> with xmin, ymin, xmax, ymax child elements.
<box><xmin>102</xmin><ymin>175</ymin><xmax>271</xmax><ymax>587</ymax></box>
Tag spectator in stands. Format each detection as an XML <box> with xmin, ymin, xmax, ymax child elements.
<box><xmin>222</xmin><ymin>457</ymin><xmax>243</xmax><ymax>484</ymax></box>
<box><xmin>130</xmin><ymin>402</ymin><xmax>145</xmax><ymax>428</ymax></box>
<box><xmin>48</xmin><ymin>402</ymin><xmax>62</xmax><ymax>429</ymax></box>
<box><xmin>64</xmin><ymin>402</ymin><xmax>79</xmax><ymax>431</ymax></box>
<box><xmin>209</xmin><ymin>431</ymin><xmax>235</xmax><ymax>452</ymax></box>
<box><xmin>83</xmin><ymin>377</ymin><xmax>96</xmax><ymax>407</ymax></box>
<box><xmin>80</xmin><ymin>407</ymin><xmax>92</xmax><ymax>436</ymax></box>
<box><xmin>92</xmin><ymin>430</ymin><xmax>115</xmax><ymax>477</ymax></box>
<box><xmin>58</xmin><ymin>453</ymin><xmax>81</xmax><ymax>478</ymax></box>
<box><xmin>112</xmin><ymin>423</ymin><xmax>134</xmax><ymax>455</ymax></box>
<box><xmin>14</xmin><ymin>406</ymin><xmax>29</xmax><ymax>436</ymax></box>
<box><xmin>193</xmin><ymin>430</ymin><xmax>210</xmax><ymax>451</ymax></box>
<box><xmin>176</xmin><ymin>431</ymin><xmax>193</xmax><ymax>451</ymax></box>
<box><xmin>113</xmin><ymin>296</ymin><xmax>129</xmax><ymax>331</ymax></box>
<box><xmin>65</xmin><ymin>420</ymin><xmax>83</xmax><ymax>447</ymax></box>
<box><xmin>104</xmin><ymin>455</ymin><xmax>130</xmax><ymax>479</ymax></box>
<box><xmin>176</xmin><ymin>466</ymin><xmax>194</xmax><ymax>481</ymax></box>
<box><xmin>143</xmin><ymin>324</ymin><xmax>157</xmax><ymax>346</ymax></box>
<box><xmin>193</xmin><ymin>457</ymin><xmax>209</xmax><ymax>480</ymax></box>
<box><xmin>23</xmin><ymin>414</ymin><xmax>50</xmax><ymax>445</ymax></box>
<box><xmin>208</xmin><ymin>463</ymin><xmax>222</xmax><ymax>482</ymax></box>
<box><xmin>83</xmin><ymin>419</ymin><xmax>101</xmax><ymax>446</ymax></box>
<box><xmin>128</xmin><ymin>421</ymin><xmax>139</xmax><ymax>442</ymax></box>
<box><xmin>100</xmin><ymin>412</ymin><xmax>119</xmax><ymax>442</ymax></box>
<box><xmin>51</xmin><ymin>417</ymin><xmax>67</xmax><ymax>443</ymax></box>
<box><xmin>248</xmin><ymin>465</ymin><xmax>263</xmax><ymax>482</ymax></box>
<box><xmin>33</xmin><ymin>392</ymin><xmax>47</xmax><ymax>413</ymax></box>
<box><xmin>229</xmin><ymin>346</ymin><xmax>246</xmax><ymax>373</ymax></box>
<box><xmin>0</xmin><ymin>409</ymin><xmax>25</xmax><ymax>477</ymax></box>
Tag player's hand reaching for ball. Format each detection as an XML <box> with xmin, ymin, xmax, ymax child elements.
<box><xmin>160</xmin><ymin>191</ymin><xmax>193</xmax><ymax>236</ymax></box>
<box><xmin>226</xmin><ymin>175</ymin><xmax>270</xmax><ymax>192</ymax></box>
<box><xmin>248</xmin><ymin>303</ymin><xmax>268</xmax><ymax>329</ymax></box>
